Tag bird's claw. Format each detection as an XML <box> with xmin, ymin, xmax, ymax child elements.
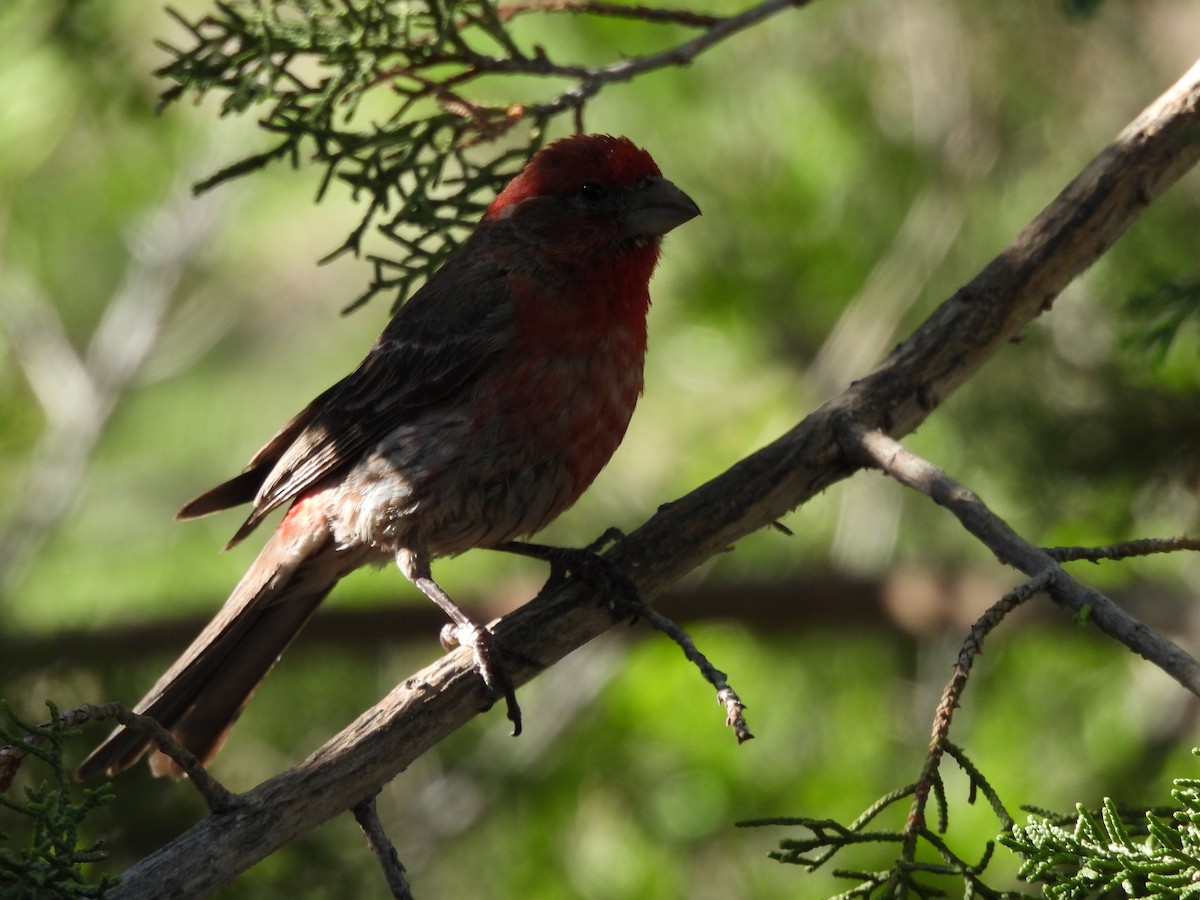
<box><xmin>444</xmin><ymin>621</ymin><xmax>522</xmax><ymax>737</ymax></box>
<box><xmin>583</xmin><ymin>526</ymin><xmax>627</xmax><ymax>555</ymax></box>
<box><xmin>546</xmin><ymin>543</ymin><xmax>643</xmax><ymax>622</ymax></box>
<box><xmin>497</xmin><ymin>534</ymin><xmax>641</xmax><ymax>618</ymax></box>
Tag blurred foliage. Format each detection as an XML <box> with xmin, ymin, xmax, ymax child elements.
<box><xmin>1059</xmin><ymin>0</ymin><xmax>1108</xmax><ymax>17</ymax></box>
<box><xmin>1126</xmin><ymin>279</ymin><xmax>1200</xmax><ymax>369</ymax></box>
<box><xmin>2</xmin><ymin>0</ymin><xmax>1200</xmax><ymax>897</ymax></box>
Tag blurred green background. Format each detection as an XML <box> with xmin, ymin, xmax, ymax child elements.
<box><xmin>3</xmin><ymin>0</ymin><xmax>1200</xmax><ymax>896</ymax></box>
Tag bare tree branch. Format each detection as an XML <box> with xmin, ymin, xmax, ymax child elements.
<box><xmin>826</xmin><ymin>424</ymin><xmax>1200</xmax><ymax>850</ymax></box>
<box><xmin>839</xmin><ymin>423</ymin><xmax>1200</xmax><ymax>693</ymax></box>
<box><xmin>99</xmin><ymin>56</ymin><xmax>1200</xmax><ymax>898</ymax></box>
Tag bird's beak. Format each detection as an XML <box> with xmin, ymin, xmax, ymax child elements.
<box><xmin>622</xmin><ymin>176</ymin><xmax>701</xmax><ymax>238</ymax></box>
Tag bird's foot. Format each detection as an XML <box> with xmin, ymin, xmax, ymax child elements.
<box><xmin>440</xmin><ymin>621</ymin><xmax>522</xmax><ymax>736</ymax></box>
<box><xmin>496</xmin><ymin>529</ymin><xmax>644</xmax><ymax>623</ymax></box>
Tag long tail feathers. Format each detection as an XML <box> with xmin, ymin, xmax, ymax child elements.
<box><xmin>75</xmin><ymin>526</ymin><xmax>363</xmax><ymax>781</ymax></box>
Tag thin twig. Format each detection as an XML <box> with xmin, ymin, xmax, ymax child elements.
<box><xmin>1045</xmin><ymin>535</ymin><xmax>1200</xmax><ymax>564</ymax></box>
<box><xmin>497</xmin><ymin>0</ymin><xmax>723</xmax><ymax>27</ymax></box>
<box><xmin>526</xmin><ymin>0</ymin><xmax>810</xmax><ymax>117</ymax></box>
<box><xmin>2</xmin><ymin>703</ymin><xmax>236</xmax><ymax>812</ymax></box>
<box><xmin>638</xmin><ymin>606</ymin><xmax>754</xmax><ymax>743</ymax></box>
<box><xmin>352</xmin><ymin>793</ymin><xmax>415</xmax><ymax>900</ymax></box>
<box><xmin>370</xmin><ymin>0</ymin><xmax>808</xmax><ymax>113</ymax></box>
<box><xmin>74</xmin><ymin>705</ymin><xmax>237</xmax><ymax>812</ymax></box>
<box><xmin>904</xmin><ymin>573</ymin><xmax>1051</xmax><ymax>849</ymax></box>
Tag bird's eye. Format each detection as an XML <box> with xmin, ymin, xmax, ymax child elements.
<box><xmin>577</xmin><ymin>182</ymin><xmax>607</xmax><ymax>203</ymax></box>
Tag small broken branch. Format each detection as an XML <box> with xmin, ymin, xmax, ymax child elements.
<box><xmin>638</xmin><ymin>606</ymin><xmax>754</xmax><ymax>743</ymax></box>
<box><xmin>352</xmin><ymin>793</ymin><xmax>414</xmax><ymax>900</ymax></box>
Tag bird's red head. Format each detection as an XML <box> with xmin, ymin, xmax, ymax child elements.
<box><xmin>477</xmin><ymin>133</ymin><xmax>698</xmax><ymax>343</ymax></box>
<box><xmin>483</xmin><ymin>133</ymin><xmax>699</xmax><ymax>259</ymax></box>
<box><xmin>488</xmin><ymin>135</ymin><xmax>663</xmax><ymax>215</ymax></box>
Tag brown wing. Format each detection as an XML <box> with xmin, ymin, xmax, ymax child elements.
<box><xmin>178</xmin><ymin>245</ymin><xmax>516</xmax><ymax>547</ymax></box>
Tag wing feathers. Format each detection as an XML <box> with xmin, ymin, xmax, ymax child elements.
<box><xmin>180</xmin><ymin>261</ymin><xmax>517</xmax><ymax>545</ymax></box>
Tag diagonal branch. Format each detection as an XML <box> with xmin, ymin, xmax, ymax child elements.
<box><xmin>837</xmin><ymin>423</ymin><xmax>1200</xmax><ymax>694</ymax></box>
<box><xmin>104</xmin><ymin>57</ymin><xmax>1200</xmax><ymax>897</ymax></box>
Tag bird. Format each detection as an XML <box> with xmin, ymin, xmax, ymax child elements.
<box><xmin>75</xmin><ymin>133</ymin><xmax>700</xmax><ymax>780</ymax></box>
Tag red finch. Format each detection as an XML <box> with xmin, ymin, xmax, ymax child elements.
<box><xmin>76</xmin><ymin>134</ymin><xmax>699</xmax><ymax>780</ymax></box>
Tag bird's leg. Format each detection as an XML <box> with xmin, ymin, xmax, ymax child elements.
<box><xmin>396</xmin><ymin>548</ymin><xmax>521</xmax><ymax>736</ymax></box>
<box><xmin>493</xmin><ymin>528</ymin><xmax>643</xmax><ymax>622</ymax></box>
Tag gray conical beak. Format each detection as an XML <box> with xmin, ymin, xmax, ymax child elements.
<box><xmin>622</xmin><ymin>176</ymin><xmax>701</xmax><ymax>238</ymax></box>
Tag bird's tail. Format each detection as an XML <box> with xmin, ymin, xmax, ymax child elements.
<box><xmin>75</xmin><ymin>516</ymin><xmax>367</xmax><ymax>781</ymax></box>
